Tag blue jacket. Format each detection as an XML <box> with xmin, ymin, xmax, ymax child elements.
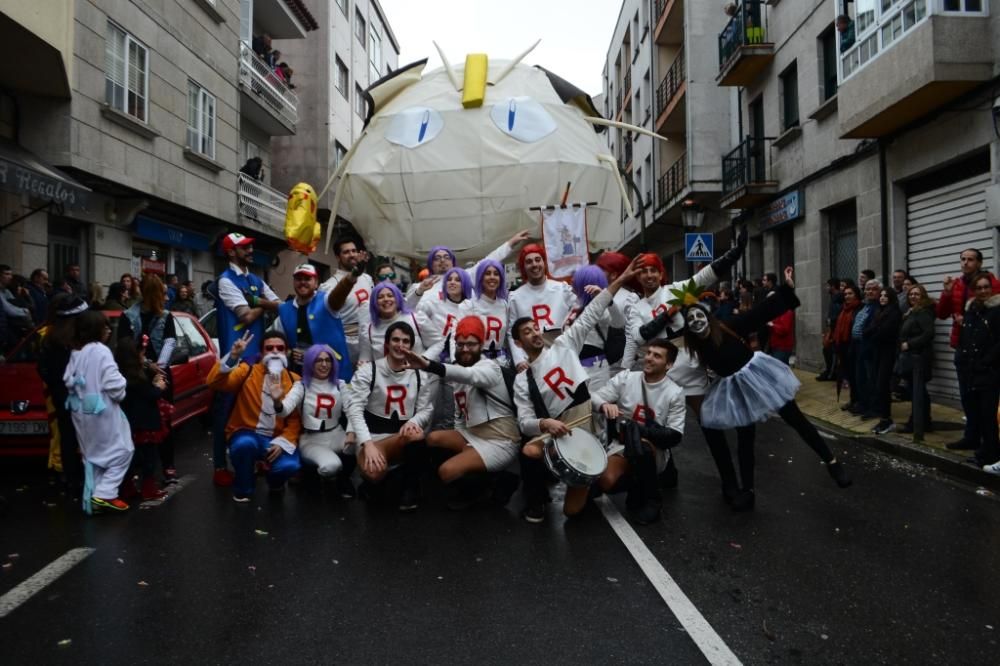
<box><xmin>277</xmin><ymin>294</ymin><xmax>353</xmax><ymax>382</ymax></box>
<box><xmin>216</xmin><ymin>268</ymin><xmax>268</xmax><ymax>362</ymax></box>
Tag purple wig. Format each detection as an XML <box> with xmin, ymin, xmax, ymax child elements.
<box><xmin>369</xmin><ymin>282</ymin><xmax>410</xmax><ymax>323</ymax></box>
<box><xmin>301</xmin><ymin>344</ymin><xmax>338</xmax><ymax>388</ymax></box>
<box><xmin>572</xmin><ymin>265</ymin><xmax>608</xmax><ymax>308</ymax></box>
<box><xmin>440</xmin><ymin>267</ymin><xmax>473</xmax><ymax>302</ymax></box>
<box><xmin>426</xmin><ymin>246</ymin><xmax>456</xmax><ymax>271</ymax></box>
<box><xmin>476</xmin><ymin>259</ymin><xmax>508</xmax><ymax>301</ymax></box>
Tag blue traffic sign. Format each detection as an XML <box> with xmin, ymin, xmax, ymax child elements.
<box><xmin>685</xmin><ymin>233</ymin><xmax>714</xmax><ymax>262</ymax></box>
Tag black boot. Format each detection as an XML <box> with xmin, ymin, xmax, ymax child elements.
<box><xmin>335</xmin><ymin>453</ymin><xmax>357</xmax><ymax>499</ymax></box>
<box><xmin>658</xmin><ymin>453</ymin><xmax>679</xmax><ymax>489</ymax></box>
<box><xmin>826</xmin><ymin>460</ymin><xmax>853</xmax><ymax>488</ymax></box>
<box><xmin>490</xmin><ymin>470</ymin><xmax>520</xmax><ymax>507</ymax></box>
<box><xmin>399</xmin><ymin>442</ymin><xmax>425</xmax><ymax>511</ymax></box>
<box><xmin>630</xmin><ymin>451</ymin><xmax>662</xmax><ymax>525</ymax></box>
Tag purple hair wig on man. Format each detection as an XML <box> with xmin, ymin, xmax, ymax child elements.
<box><xmin>475</xmin><ymin>259</ymin><xmax>508</xmax><ymax>301</ymax></box>
<box><xmin>426</xmin><ymin>246</ymin><xmax>457</xmax><ymax>271</ymax></box>
<box><xmin>440</xmin><ymin>267</ymin><xmax>473</xmax><ymax>302</ymax></box>
<box><xmin>301</xmin><ymin>344</ymin><xmax>338</xmax><ymax>388</ymax></box>
<box><xmin>369</xmin><ymin>281</ymin><xmax>410</xmax><ymax>323</ymax></box>
<box><xmin>572</xmin><ymin>265</ymin><xmax>609</xmax><ymax>308</ymax></box>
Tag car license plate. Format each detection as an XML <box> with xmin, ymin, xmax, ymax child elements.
<box><xmin>0</xmin><ymin>420</ymin><xmax>50</xmax><ymax>436</ymax></box>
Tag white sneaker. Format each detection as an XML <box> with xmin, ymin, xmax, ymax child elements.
<box><xmin>982</xmin><ymin>462</ymin><xmax>1000</xmax><ymax>476</ymax></box>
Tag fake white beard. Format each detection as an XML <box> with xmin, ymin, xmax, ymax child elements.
<box><xmin>265</xmin><ymin>354</ymin><xmax>288</xmax><ymax>375</ymax></box>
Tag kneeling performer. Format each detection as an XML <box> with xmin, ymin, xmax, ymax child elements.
<box><xmin>345</xmin><ymin>321</ymin><xmax>438</xmax><ymax>511</ymax></box>
<box><xmin>512</xmin><ymin>258</ymin><xmax>643</xmax><ymax>523</ymax></box>
<box><xmin>591</xmin><ymin>340</ymin><xmax>686</xmax><ymax>524</ymax></box>
<box><xmin>402</xmin><ymin>316</ymin><xmax>521</xmax><ymax>508</ymax></box>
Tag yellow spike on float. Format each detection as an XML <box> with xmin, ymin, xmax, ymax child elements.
<box><xmin>461</xmin><ymin>54</ymin><xmax>488</xmax><ymax>108</ymax></box>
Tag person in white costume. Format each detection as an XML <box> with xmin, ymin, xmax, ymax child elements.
<box><xmin>63</xmin><ymin>310</ymin><xmax>134</xmax><ymax>513</ymax></box>
<box><xmin>402</xmin><ymin>316</ymin><xmax>522</xmax><ymax>509</ymax></box>
<box><xmin>592</xmin><ymin>339</ymin><xmax>686</xmax><ymax>525</ymax></box>
<box><xmin>469</xmin><ymin>259</ymin><xmax>511</xmax><ymax>363</ymax></box>
<box><xmin>511</xmin><ymin>257</ymin><xmax>643</xmax><ymax>523</ymax></box>
<box><xmin>508</xmin><ymin>243</ymin><xmax>577</xmax><ymax>371</ymax></box>
<box><xmin>358</xmin><ymin>282</ymin><xmax>429</xmax><ymax>364</ymax></box>
<box><xmin>346</xmin><ymin>321</ymin><xmax>439</xmax><ymax>511</ymax></box>
<box><xmin>278</xmin><ymin>344</ymin><xmax>357</xmax><ymax>498</ymax></box>
<box><xmin>319</xmin><ymin>234</ymin><xmax>374</xmax><ymax>365</ymax></box>
<box><xmin>405</xmin><ymin>231</ymin><xmax>531</xmax><ymax>310</ymax></box>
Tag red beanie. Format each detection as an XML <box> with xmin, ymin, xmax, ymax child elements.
<box><xmin>518</xmin><ymin>243</ymin><xmax>547</xmax><ymax>277</ymax></box>
<box><xmin>595</xmin><ymin>251</ymin><xmax>631</xmax><ymax>278</ymax></box>
<box><xmin>454</xmin><ymin>316</ymin><xmax>485</xmax><ymax>343</ymax></box>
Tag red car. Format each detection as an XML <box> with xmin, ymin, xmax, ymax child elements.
<box><xmin>0</xmin><ymin>311</ymin><xmax>217</xmax><ymax>457</ymax></box>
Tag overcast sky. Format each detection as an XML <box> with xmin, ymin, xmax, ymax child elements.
<box><xmin>377</xmin><ymin>0</ymin><xmax>621</xmax><ymax>97</ymax></box>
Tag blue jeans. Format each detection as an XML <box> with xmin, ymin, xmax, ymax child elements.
<box><xmin>229</xmin><ymin>430</ymin><xmax>301</xmax><ymax>496</ymax></box>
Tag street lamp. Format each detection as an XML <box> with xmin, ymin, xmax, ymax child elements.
<box><xmin>680</xmin><ymin>199</ymin><xmax>705</xmax><ymax>228</ymax></box>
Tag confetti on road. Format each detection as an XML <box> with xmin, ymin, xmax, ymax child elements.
<box><xmin>728</xmin><ymin>542</ymin><xmax>742</xmax><ymax>550</ymax></box>
<box><xmin>57</xmin><ymin>639</ymin><xmax>72</xmax><ymax>647</ymax></box>
<box><xmin>2</xmin><ymin>563</ymin><xmax>13</xmax><ymax>571</ymax></box>
<box><xmin>606</xmin><ymin>577</ymin><xmax>618</xmax><ymax>583</ymax></box>
<box><xmin>137</xmin><ymin>581</ymin><xmax>149</xmax><ymax>587</ymax></box>
<box><xmin>254</xmin><ymin>529</ymin><xmax>269</xmax><ymax>536</ymax></box>
<box><xmin>8</xmin><ymin>554</ymin><xmax>19</xmax><ymax>560</ymax></box>
<box><xmin>117</xmin><ymin>558</ymin><xmax>124</xmax><ymax>564</ymax></box>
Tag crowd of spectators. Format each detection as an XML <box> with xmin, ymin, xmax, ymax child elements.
<box><xmin>815</xmin><ymin>248</ymin><xmax>1000</xmax><ymax>474</ymax></box>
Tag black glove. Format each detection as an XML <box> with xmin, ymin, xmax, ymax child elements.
<box><xmin>424</xmin><ymin>359</ymin><xmax>447</xmax><ymax>377</ymax></box>
<box><xmin>638</xmin><ymin>423</ymin><xmax>683</xmax><ymax>450</ymax></box>
<box><xmin>710</xmin><ymin>225</ymin><xmax>748</xmax><ymax>278</ymax></box>
<box><xmin>621</xmin><ymin>421</ymin><xmax>646</xmax><ymax>462</ymax></box>
<box><xmin>638</xmin><ymin>309</ymin><xmax>673</xmax><ymax>341</ymax></box>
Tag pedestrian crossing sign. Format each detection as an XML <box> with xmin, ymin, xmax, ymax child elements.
<box><xmin>685</xmin><ymin>233</ymin><xmax>714</xmax><ymax>261</ymax></box>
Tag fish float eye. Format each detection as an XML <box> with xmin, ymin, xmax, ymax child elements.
<box><xmin>490</xmin><ymin>97</ymin><xmax>556</xmax><ymax>143</ymax></box>
<box><xmin>385</xmin><ymin>106</ymin><xmax>444</xmax><ymax>148</ymax></box>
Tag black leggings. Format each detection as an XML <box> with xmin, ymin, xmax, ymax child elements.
<box><xmin>703</xmin><ymin>401</ymin><xmax>834</xmax><ymax>491</ymax></box>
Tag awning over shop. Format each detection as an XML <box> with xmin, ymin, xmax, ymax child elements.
<box><xmin>133</xmin><ymin>215</ymin><xmax>214</xmax><ymax>252</ymax></box>
<box><xmin>0</xmin><ymin>140</ymin><xmax>90</xmax><ymax>209</ymax></box>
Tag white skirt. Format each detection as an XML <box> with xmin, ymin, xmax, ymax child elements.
<box><xmin>700</xmin><ymin>352</ymin><xmax>800</xmax><ymax>429</ymax></box>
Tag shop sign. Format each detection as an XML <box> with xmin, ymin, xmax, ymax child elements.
<box><xmin>141</xmin><ymin>258</ymin><xmax>166</xmax><ymax>274</ymax></box>
<box><xmin>760</xmin><ymin>190</ymin><xmax>804</xmax><ymax>231</ymax></box>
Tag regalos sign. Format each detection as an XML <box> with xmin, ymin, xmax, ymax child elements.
<box><xmin>0</xmin><ymin>153</ymin><xmax>89</xmax><ymax>209</ymax></box>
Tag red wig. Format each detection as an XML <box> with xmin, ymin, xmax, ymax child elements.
<box><xmin>455</xmin><ymin>316</ymin><xmax>486</xmax><ymax>343</ymax></box>
<box><xmin>517</xmin><ymin>243</ymin><xmax>548</xmax><ymax>278</ymax></box>
<box><xmin>636</xmin><ymin>253</ymin><xmax>668</xmax><ymax>285</ymax></box>
<box><xmin>595</xmin><ymin>251</ymin><xmax>631</xmax><ymax>278</ymax></box>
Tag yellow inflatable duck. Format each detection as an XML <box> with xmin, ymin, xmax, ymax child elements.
<box><xmin>284</xmin><ymin>182</ymin><xmax>321</xmax><ymax>254</ymax></box>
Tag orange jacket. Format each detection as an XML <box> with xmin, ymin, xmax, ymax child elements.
<box><xmin>207</xmin><ymin>360</ymin><xmax>302</xmax><ymax>444</ymax></box>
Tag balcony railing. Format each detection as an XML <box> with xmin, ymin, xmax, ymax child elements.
<box><xmin>656</xmin><ymin>0</ymin><xmax>667</xmax><ymax>20</ymax></box>
<box><xmin>239</xmin><ymin>42</ymin><xmax>299</xmax><ymax>127</ymax></box>
<box><xmin>238</xmin><ymin>172</ymin><xmax>286</xmax><ymax>231</ymax></box>
<box><xmin>623</xmin><ymin>68</ymin><xmax>632</xmax><ymax>96</ymax></box>
<box><xmin>657</xmin><ymin>154</ymin><xmax>688</xmax><ymax>208</ymax></box>
<box><xmin>722</xmin><ymin>136</ymin><xmax>772</xmax><ymax>195</ymax></box>
<box><xmin>718</xmin><ymin>1</ymin><xmax>770</xmax><ymax>71</ymax></box>
<box><xmin>623</xmin><ymin>139</ymin><xmax>633</xmax><ymax>167</ymax></box>
<box><xmin>656</xmin><ymin>47</ymin><xmax>685</xmax><ymax>117</ymax></box>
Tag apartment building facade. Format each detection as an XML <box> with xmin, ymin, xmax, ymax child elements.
<box><xmin>603</xmin><ymin>0</ymin><xmax>733</xmax><ymax>279</ymax></box>
<box><xmin>268</xmin><ymin>0</ymin><xmax>402</xmax><ymax>294</ymax></box>
<box><xmin>715</xmin><ymin>0</ymin><xmax>999</xmax><ymax>403</ymax></box>
<box><xmin>0</xmin><ymin>0</ymin><xmax>316</xmax><ymax>297</ymax></box>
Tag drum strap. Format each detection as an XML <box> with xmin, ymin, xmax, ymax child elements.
<box><xmin>525</xmin><ymin>368</ymin><xmax>550</xmax><ymax>419</ymax></box>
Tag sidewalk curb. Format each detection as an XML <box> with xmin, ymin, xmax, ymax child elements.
<box><xmin>805</xmin><ymin>416</ymin><xmax>1000</xmax><ymax>492</ymax></box>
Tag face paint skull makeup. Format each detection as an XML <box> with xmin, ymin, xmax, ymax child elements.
<box><xmin>686</xmin><ymin>308</ymin><xmax>709</xmax><ymax>337</ymax></box>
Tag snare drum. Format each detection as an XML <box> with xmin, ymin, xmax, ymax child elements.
<box><xmin>543</xmin><ymin>428</ymin><xmax>607</xmax><ymax>487</ymax></box>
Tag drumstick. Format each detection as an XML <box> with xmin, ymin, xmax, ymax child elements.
<box><xmin>524</xmin><ymin>412</ymin><xmax>593</xmax><ymax>447</ymax></box>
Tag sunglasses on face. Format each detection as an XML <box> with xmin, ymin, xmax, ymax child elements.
<box><xmin>263</xmin><ymin>344</ymin><xmax>286</xmax><ymax>352</ymax></box>
<box><xmin>378</xmin><ymin>273</ymin><xmax>396</xmax><ymax>280</ymax></box>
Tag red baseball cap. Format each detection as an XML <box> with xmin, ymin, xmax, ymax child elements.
<box><xmin>222</xmin><ymin>232</ymin><xmax>254</xmax><ymax>252</ymax></box>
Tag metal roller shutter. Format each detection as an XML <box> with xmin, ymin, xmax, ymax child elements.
<box><xmin>906</xmin><ymin>173</ymin><xmax>993</xmax><ymax>403</ymax></box>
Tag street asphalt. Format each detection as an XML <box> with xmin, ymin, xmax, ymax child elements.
<box><xmin>1</xmin><ymin>415</ymin><xmax>998</xmax><ymax>665</ymax></box>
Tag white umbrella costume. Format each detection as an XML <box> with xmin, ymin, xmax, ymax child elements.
<box><xmin>319</xmin><ymin>43</ymin><xmax>661</xmax><ymax>261</ymax></box>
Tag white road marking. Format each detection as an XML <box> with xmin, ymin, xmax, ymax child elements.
<box><xmin>0</xmin><ymin>547</ymin><xmax>95</xmax><ymax>618</ymax></box>
<box><xmin>597</xmin><ymin>496</ymin><xmax>742</xmax><ymax>666</ymax></box>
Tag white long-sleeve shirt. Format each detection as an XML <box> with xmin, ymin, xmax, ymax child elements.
<box><xmin>470</xmin><ymin>295</ymin><xmax>509</xmax><ymax>359</ymax></box>
<box><xmin>512</xmin><ymin>288</ymin><xmax>612</xmax><ymax>436</ymax></box>
<box><xmin>591</xmin><ymin>370</ymin><xmax>686</xmax><ymax>434</ymax></box>
<box><xmin>405</xmin><ymin>241</ymin><xmax>515</xmax><ymax>310</ymax></box>
<box><xmin>280</xmin><ymin>378</ymin><xmax>349</xmax><ymax>433</ymax></box>
<box><xmin>507</xmin><ymin>279</ymin><xmax>576</xmax><ymax>365</ymax></box>
<box><xmin>358</xmin><ymin>311</ymin><xmax>429</xmax><ymax>363</ymax></box>
<box><xmin>345</xmin><ymin>359</ymin><xmax>437</xmax><ymax>444</ymax></box>
<box><xmin>319</xmin><ymin>269</ymin><xmax>373</xmax><ymax>335</ymax></box>
<box><xmin>625</xmin><ymin>265</ymin><xmax>718</xmax><ymax>369</ymax></box>
<box><xmin>417</xmin><ymin>296</ymin><xmax>467</xmax><ymax>362</ymax></box>
<box><xmin>438</xmin><ymin>359</ymin><xmax>514</xmax><ymax>428</ymax></box>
